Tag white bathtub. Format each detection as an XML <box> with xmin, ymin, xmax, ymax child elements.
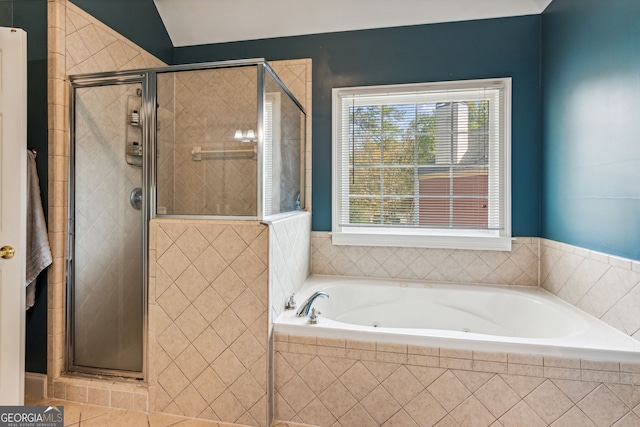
<box><xmin>274</xmin><ymin>275</ymin><xmax>640</xmax><ymax>363</ymax></box>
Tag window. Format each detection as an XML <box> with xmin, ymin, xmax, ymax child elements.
<box><xmin>332</xmin><ymin>78</ymin><xmax>511</xmax><ymax>250</ymax></box>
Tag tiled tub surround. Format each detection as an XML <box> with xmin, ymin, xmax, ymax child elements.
<box><xmin>268</xmin><ymin>212</ymin><xmax>312</xmax><ymax>321</ymax></box>
<box><xmin>296</xmin><ymin>237</ymin><xmax>640</xmax><ymax>426</ymax></box>
<box><xmin>266</xmin><ymin>212</ymin><xmax>312</xmax><ymax>423</ymax></box>
<box><xmin>274</xmin><ymin>333</ymin><xmax>640</xmax><ymax>427</ymax></box>
<box><xmin>312</xmin><ymin>233</ymin><xmax>539</xmax><ymax>286</ymax></box>
<box><xmin>275</xmin><ymin>276</ymin><xmax>640</xmax><ymax>364</ymax></box>
<box><xmin>541</xmin><ymin>240</ymin><xmax>640</xmax><ymax>342</ymax></box>
<box><xmin>312</xmin><ymin>233</ymin><xmax>640</xmax><ymax>341</ymax></box>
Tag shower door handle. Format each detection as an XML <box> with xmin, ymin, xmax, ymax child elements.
<box><xmin>130</xmin><ymin>188</ymin><xmax>142</xmax><ymax>210</ymax></box>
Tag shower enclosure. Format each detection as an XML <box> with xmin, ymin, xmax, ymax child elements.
<box><xmin>67</xmin><ymin>59</ymin><xmax>306</xmax><ymax>379</ymax></box>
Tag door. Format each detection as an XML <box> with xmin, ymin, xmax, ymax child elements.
<box><xmin>69</xmin><ymin>80</ymin><xmax>145</xmax><ymax>377</ymax></box>
<box><xmin>0</xmin><ymin>27</ymin><xmax>27</xmax><ymax>404</ymax></box>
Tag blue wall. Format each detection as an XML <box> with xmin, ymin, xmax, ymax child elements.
<box><xmin>541</xmin><ymin>0</ymin><xmax>640</xmax><ymax>260</ymax></box>
<box><xmin>175</xmin><ymin>16</ymin><xmax>543</xmax><ymax>236</ymax></box>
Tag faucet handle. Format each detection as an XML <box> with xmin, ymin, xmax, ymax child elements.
<box><xmin>308</xmin><ymin>308</ymin><xmax>321</xmax><ymax>324</ymax></box>
<box><xmin>285</xmin><ymin>294</ymin><xmax>297</xmax><ymax>310</ymax></box>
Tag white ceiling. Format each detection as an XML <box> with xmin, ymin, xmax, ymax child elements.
<box><xmin>154</xmin><ymin>0</ymin><xmax>554</xmax><ymax>47</ymax></box>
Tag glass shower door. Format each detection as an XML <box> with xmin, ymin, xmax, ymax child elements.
<box><xmin>69</xmin><ymin>80</ymin><xmax>145</xmax><ymax>376</ymax></box>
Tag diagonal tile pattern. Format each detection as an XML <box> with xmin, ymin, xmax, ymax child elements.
<box><xmin>274</xmin><ymin>334</ymin><xmax>640</xmax><ymax>427</ymax></box>
<box><xmin>540</xmin><ymin>239</ymin><xmax>640</xmax><ymax>341</ymax></box>
<box><xmin>150</xmin><ymin>220</ymin><xmax>269</xmax><ymax>426</ymax></box>
<box><xmin>269</xmin><ymin>213</ymin><xmax>312</xmax><ymax>319</ymax></box>
<box><xmin>312</xmin><ymin>233</ymin><xmax>539</xmax><ymax>286</ymax></box>
<box><xmin>49</xmin><ymin>0</ymin><xmax>167</xmax><ymax>397</ymax></box>
<box><xmin>156</xmin><ymin>60</ymin><xmax>310</xmax><ymax>217</ymax></box>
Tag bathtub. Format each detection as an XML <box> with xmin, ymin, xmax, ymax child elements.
<box><xmin>274</xmin><ymin>275</ymin><xmax>640</xmax><ymax>363</ymax></box>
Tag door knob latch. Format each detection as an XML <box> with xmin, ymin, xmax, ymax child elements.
<box><xmin>0</xmin><ymin>246</ymin><xmax>15</xmax><ymax>259</ymax></box>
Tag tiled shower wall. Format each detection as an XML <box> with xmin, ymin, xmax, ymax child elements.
<box><xmin>269</xmin><ymin>60</ymin><xmax>312</xmax><ymax>212</ymax></box>
<box><xmin>157</xmin><ymin>60</ymin><xmax>311</xmax><ymax>216</ymax></box>
<box><xmin>170</xmin><ymin>67</ymin><xmax>258</xmax><ymax>215</ymax></box>
<box><xmin>48</xmin><ymin>0</ymin><xmax>166</xmax><ymax>398</ymax></box>
<box><xmin>156</xmin><ymin>73</ymin><xmax>175</xmax><ymax>214</ymax></box>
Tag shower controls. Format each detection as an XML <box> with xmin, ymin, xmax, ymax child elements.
<box><xmin>130</xmin><ymin>188</ymin><xmax>142</xmax><ymax>210</ymax></box>
<box><xmin>126</xmin><ymin>94</ymin><xmax>143</xmax><ymax>167</ymax></box>
<box><xmin>127</xmin><ymin>141</ymin><xmax>143</xmax><ymax>156</ymax></box>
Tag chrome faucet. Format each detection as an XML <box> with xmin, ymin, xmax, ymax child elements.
<box><xmin>295</xmin><ymin>291</ymin><xmax>329</xmax><ymax>317</ymax></box>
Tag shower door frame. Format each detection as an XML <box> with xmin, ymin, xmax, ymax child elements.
<box><xmin>65</xmin><ymin>58</ymin><xmax>306</xmax><ymax>381</ymax></box>
<box><xmin>67</xmin><ymin>71</ymin><xmax>155</xmax><ymax>380</ymax></box>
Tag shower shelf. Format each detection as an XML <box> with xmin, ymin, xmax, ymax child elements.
<box><xmin>191</xmin><ymin>146</ymin><xmax>257</xmax><ymax>161</ymax></box>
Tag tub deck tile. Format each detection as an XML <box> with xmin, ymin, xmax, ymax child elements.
<box><xmin>621</xmin><ymin>363</ymin><xmax>640</xmax><ymax>374</ymax></box>
<box><xmin>407</xmin><ymin>354</ymin><xmax>440</xmax><ymax>367</ymax></box>
<box><xmin>544</xmin><ymin>356</ymin><xmax>581</xmax><ymax>369</ymax></box>
<box><xmin>345</xmin><ymin>349</ymin><xmax>376</xmax><ymax>361</ymax></box>
<box><xmin>408</xmin><ymin>345</ymin><xmax>439</xmax><ymax>357</ymax></box>
<box><xmin>316</xmin><ymin>346</ymin><xmax>346</xmax><ymax>358</ymax></box>
<box><xmin>543</xmin><ymin>366</ymin><xmax>582</xmax><ymax>381</ymax></box>
<box><xmin>288</xmin><ymin>343</ymin><xmax>316</xmax><ymax>355</ymax></box>
<box><xmin>317</xmin><ymin>337</ymin><xmax>345</xmax><ymax>348</ymax></box>
<box><xmin>376</xmin><ymin>342</ymin><xmax>407</xmax><ymax>354</ymax></box>
<box><xmin>582</xmin><ymin>369</ymin><xmax>621</xmax><ymax>384</ymax></box>
<box><xmin>441</xmin><ymin>348</ymin><xmax>473</xmax><ymax>360</ymax></box>
<box><xmin>508</xmin><ymin>354</ymin><xmax>543</xmax><ymax>366</ymax></box>
<box><xmin>507</xmin><ymin>363</ymin><xmax>544</xmax><ymax>378</ymax></box>
<box><xmin>474</xmin><ymin>351</ymin><xmax>508</xmax><ymax>363</ymax></box>
<box><xmin>473</xmin><ymin>360</ymin><xmax>508</xmax><ymax>375</ymax></box>
<box><xmin>346</xmin><ymin>339</ymin><xmax>376</xmax><ymax>351</ymax></box>
<box><xmin>621</xmin><ymin>372</ymin><xmax>640</xmax><ymax>385</ymax></box>
<box><xmin>289</xmin><ymin>334</ymin><xmax>316</xmax><ymax>345</ymax></box>
<box><xmin>440</xmin><ymin>357</ymin><xmax>473</xmax><ymax>371</ymax></box>
<box><xmin>582</xmin><ymin>359</ymin><xmax>621</xmax><ymax>372</ymax></box>
<box><xmin>376</xmin><ymin>351</ymin><xmax>408</xmax><ymax>364</ymax></box>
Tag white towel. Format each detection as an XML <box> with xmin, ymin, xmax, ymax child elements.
<box><xmin>26</xmin><ymin>150</ymin><xmax>52</xmax><ymax>310</ymax></box>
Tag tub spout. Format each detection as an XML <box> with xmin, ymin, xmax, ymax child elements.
<box><xmin>295</xmin><ymin>291</ymin><xmax>329</xmax><ymax>317</ymax></box>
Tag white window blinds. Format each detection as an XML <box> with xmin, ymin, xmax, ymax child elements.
<box><xmin>332</xmin><ymin>78</ymin><xmax>511</xmax><ymax>250</ymax></box>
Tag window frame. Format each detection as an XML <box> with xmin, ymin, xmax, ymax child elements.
<box><xmin>331</xmin><ymin>78</ymin><xmax>512</xmax><ymax>251</ymax></box>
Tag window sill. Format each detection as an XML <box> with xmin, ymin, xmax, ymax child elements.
<box><xmin>331</xmin><ymin>229</ymin><xmax>512</xmax><ymax>251</ymax></box>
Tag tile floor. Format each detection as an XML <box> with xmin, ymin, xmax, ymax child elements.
<box><xmin>25</xmin><ymin>396</ymin><xmax>310</xmax><ymax>427</ymax></box>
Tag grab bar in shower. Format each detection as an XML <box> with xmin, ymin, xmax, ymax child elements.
<box><xmin>191</xmin><ymin>146</ymin><xmax>257</xmax><ymax>161</ymax></box>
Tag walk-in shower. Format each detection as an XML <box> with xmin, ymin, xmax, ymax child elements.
<box><xmin>67</xmin><ymin>59</ymin><xmax>306</xmax><ymax>379</ymax></box>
